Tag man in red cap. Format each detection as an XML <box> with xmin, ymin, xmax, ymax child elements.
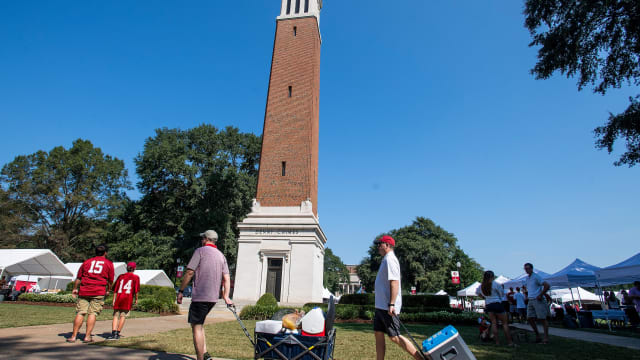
<box><xmin>107</xmin><ymin>261</ymin><xmax>140</xmax><ymax>340</ymax></box>
<box><xmin>373</xmin><ymin>235</ymin><xmax>424</xmax><ymax>360</ymax></box>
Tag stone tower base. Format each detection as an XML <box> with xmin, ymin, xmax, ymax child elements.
<box><xmin>233</xmin><ymin>200</ymin><xmax>326</xmax><ymax>305</ymax></box>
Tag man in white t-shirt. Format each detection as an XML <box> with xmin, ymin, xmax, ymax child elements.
<box><xmin>524</xmin><ymin>262</ymin><xmax>550</xmax><ymax>344</ymax></box>
<box><xmin>373</xmin><ymin>235</ymin><xmax>424</xmax><ymax>360</ymax></box>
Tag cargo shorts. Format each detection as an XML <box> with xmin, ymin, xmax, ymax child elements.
<box><xmin>113</xmin><ymin>309</ymin><xmax>131</xmax><ymax>318</ymax></box>
<box><xmin>527</xmin><ymin>298</ymin><xmax>549</xmax><ymax>320</ymax></box>
<box><xmin>76</xmin><ymin>296</ymin><xmax>105</xmax><ymax>316</ymax></box>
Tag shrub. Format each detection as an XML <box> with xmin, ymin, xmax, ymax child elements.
<box><xmin>239</xmin><ymin>305</ymin><xmax>297</xmax><ymax>320</ymax></box>
<box><xmin>18</xmin><ymin>293</ymin><xmax>76</xmax><ymax>303</ymax></box>
<box><xmin>139</xmin><ymin>285</ymin><xmax>175</xmax><ymax>302</ymax></box>
<box><xmin>134</xmin><ymin>298</ymin><xmax>179</xmax><ymax>314</ymax></box>
<box><xmin>339</xmin><ymin>294</ymin><xmax>374</xmax><ymax>305</ymax></box>
<box><xmin>402</xmin><ymin>295</ymin><xmax>449</xmax><ymax>309</ymax></box>
<box><xmin>66</xmin><ymin>282</ymin><xmax>76</xmax><ymax>292</ymax></box>
<box><xmin>256</xmin><ymin>293</ymin><xmax>278</xmax><ymax>307</ymax></box>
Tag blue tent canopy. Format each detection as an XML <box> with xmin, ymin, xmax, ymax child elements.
<box><xmin>545</xmin><ymin>258</ymin><xmax>600</xmax><ymax>288</ymax></box>
<box><xmin>596</xmin><ymin>252</ymin><xmax>640</xmax><ymax>286</ymax></box>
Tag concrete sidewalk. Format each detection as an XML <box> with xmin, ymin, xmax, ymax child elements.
<box><xmin>511</xmin><ymin>323</ymin><xmax>640</xmax><ymax>350</ymax></box>
<box><xmin>0</xmin><ymin>314</ymin><xmax>234</xmax><ymax>360</ymax></box>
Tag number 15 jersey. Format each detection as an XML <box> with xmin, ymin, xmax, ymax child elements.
<box><xmin>113</xmin><ymin>272</ymin><xmax>141</xmax><ymax>311</ymax></box>
<box><xmin>77</xmin><ymin>256</ymin><xmax>115</xmax><ymax>297</ymax></box>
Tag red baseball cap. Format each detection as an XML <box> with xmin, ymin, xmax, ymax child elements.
<box><xmin>375</xmin><ymin>235</ymin><xmax>395</xmax><ymax>246</ymax></box>
<box><xmin>127</xmin><ymin>262</ymin><xmax>137</xmax><ymax>269</ymax></box>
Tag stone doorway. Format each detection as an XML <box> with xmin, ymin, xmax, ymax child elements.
<box><xmin>266</xmin><ymin>258</ymin><xmax>283</xmax><ymax>301</ymax></box>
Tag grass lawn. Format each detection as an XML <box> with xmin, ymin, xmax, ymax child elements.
<box><xmin>0</xmin><ymin>303</ymin><xmax>158</xmax><ymax>328</ymax></box>
<box><xmin>101</xmin><ymin>320</ymin><xmax>640</xmax><ymax>359</ymax></box>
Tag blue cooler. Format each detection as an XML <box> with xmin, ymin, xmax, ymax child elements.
<box><xmin>422</xmin><ymin>325</ymin><xmax>476</xmax><ymax>360</ymax></box>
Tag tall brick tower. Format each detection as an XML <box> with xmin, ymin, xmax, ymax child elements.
<box><xmin>233</xmin><ymin>0</ymin><xmax>326</xmax><ymax>304</ymax></box>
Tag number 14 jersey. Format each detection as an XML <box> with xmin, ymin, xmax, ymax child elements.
<box><xmin>113</xmin><ymin>272</ymin><xmax>141</xmax><ymax>311</ymax></box>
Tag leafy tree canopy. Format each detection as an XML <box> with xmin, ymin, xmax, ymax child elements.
<box><xmin>356</xmin><ymin>217</ymin><xmax>483</xmax><ymax>294</ymax></box>
<box><xmin>323</xmin><ymin>248</ymin><xmax>350</xmax><ymax>294</ymax></box>
<box><xmin>524</xmin><ymin>0</ymin><xmax>640</xmax><ymax>166</ymax></box>
<box><xmin>0</xmin><ymin>139</ymin><xmax>131</xmax><ymax>261</ymax></box>
<box><xmin>107</xmin><ymin>125</ymin><xmax>261</xmax><ymax>274</ymax></box>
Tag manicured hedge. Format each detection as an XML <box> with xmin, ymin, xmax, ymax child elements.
<box><xmin>399</xmin><ymin>311</ymin><xmax>480</xmax><ymax>325</ymax></box>
<box><xmin>21</xmin><ymin>284</ymin><xmax>178</xmax><ymax>314</ymax></box>
<box><xmin>338</xmin><ymin>294</ymin><xmax>375</xmax><ymax>305</ymax></box>
<box><xmin>18</xmin><ymin>293</ymin><xmax>76</xmax><ymax>303</ymax></box>
<box><xmin>339</xmin><ymin>294</ymin><xmax>449</xmax><ymax>310</ymax></box>
<box><xmin>302</xmin><ymin>303</ymin><xmax>461</xmax><ymax>317</ymax></box>
<box><xmin>134</xmin><ymin>298</ymin><xmax>179</xmax><ymax>313</ymax></box>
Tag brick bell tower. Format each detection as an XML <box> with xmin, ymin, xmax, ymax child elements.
<box><xmin>233</xmin><ymin>0</ymin><xmax>326</xmax><ymax>304</ymax></box>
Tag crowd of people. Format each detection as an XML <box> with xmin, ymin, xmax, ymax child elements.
<box><xmin>474</xmin><ymin>266</ymin><xmax>640</xmax><ymax>346</ymax></box>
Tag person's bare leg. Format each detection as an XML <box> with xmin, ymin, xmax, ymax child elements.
<box><xmin>192</xmin><ymin>324</ymin><xmax>207</xmax><ymax>360</ymax></box>
<box><xmin>389</xmin><ymin>335</ymin><xmax>424</xmax><ymax>360</ymax></box>
<box><xmin>117</xmin><ymin>315</ymin><xmax>126</xmax><ymax>332</ymax></box>
<box><xmin>528</xmin><ymin>317</ymin><xmax>540</xmax><ymax>341</ymax></box>
<box><xmin>375</xmin><ymin>331</ymin><xmax>386</xmax><ymax>360</ymax></box>
<box><xmin>111</xmin><ymin>314</ymin><xmax>118</xmax><ymax>332</ymax></box>
<box><xmin>488</xmin><ymin>312</ymin><xmax>499</xmax><ymax>345</ymax></box>
<box><xmin>498</xmin><ymin>313</ymin><xmax>514</xmax><ymax>345</ymax></box>
<box><xmin>85</xmin><ymin>314</ymin><xmax>96</xmax><ymax>340</ymax></box>
<box><xmin>542</xmin><ymin>319</ymin><xmax>549</xmax><ymax>343</ymax></box>
<box><xmin>69</xmin><ymin>314</ymin><xmax>84</xmax><ymax>340</ymax></box>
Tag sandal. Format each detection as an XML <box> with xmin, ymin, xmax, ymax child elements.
<box><xmin>82</xmin><ymin>338</ymin><xmax>94</xmax><ymax>343</ymax></box>
<box><xmin>66</xmin><ymin>338</ymin><xmax>76</xmax><ymax>343</ymax></box>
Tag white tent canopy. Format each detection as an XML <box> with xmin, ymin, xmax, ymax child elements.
<box><xmin>0</xmin><ymin>249</ymin><xmax>72</xmax><ymax>278</ymax></box>
<box><xmin>494</xmin><ymin>275</ymin><xmax>510</xmax><ymax>285</ymax></box>
<box><xmin>550</xmin><ymin>287</ymin><xmax>600</xmax><ymax>303</ymax></box>
<box><xmin>457</xmin><ymin>281</ymin><xmax>481</xmax><ymax>297</ymax></box>
<box><xmin>596</xmin><ymin>252</ymin><xmax>640</xmax><ymax>286</ymax></box>
<box><xmin>134</xmin><ymin>270</ymin><xmax>173</xmax><ymax>287</ymax></box>
<box><xmin>435</xmin><ymin>290</ymin><xmax>448</xmax><ymax>296</ymax></box>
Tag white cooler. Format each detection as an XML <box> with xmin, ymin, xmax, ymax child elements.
<box><xmin>255</xmin><ymin>320</ymin><xmax>283</xmax><ymax>334</ymax></box>
<box><xmin>422</xmin><ymin>325</ymin><xmax>476</xmax><ymax>360</ymax></box>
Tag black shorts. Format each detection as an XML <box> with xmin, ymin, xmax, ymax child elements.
<box><xmin>486</xmin><ymin>302</ymin><xmax>505</xmax><ymax>314</ymax></box>
<box><xmin>373</xmin><ymin>309</ymin><xmax>401</xmax><ymax>337</ymax></box>
<box><xmin>188</xmin><ymin>301</ymin><xmax>216</xmax><ymax>324</ymax></box>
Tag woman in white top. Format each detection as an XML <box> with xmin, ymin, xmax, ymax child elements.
<box><xmin>476</xmin><ymin>270</ymin><xmax>514</xmax><ymax>346</ymax></box>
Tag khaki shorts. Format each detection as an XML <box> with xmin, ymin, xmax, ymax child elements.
<box><xmin>113</xmin><ymin>309</ymin><xmax>131</xmax><ymax>318</ymax></box>
<box><xmin>76</xmin><ymin>296</ymin><xmax>105</xmax><ymax>316</ymax></box>
<box><xmin>527</xmin><ymin>298</ymin><xmax>549</xmax><ymax>320</ymax></box>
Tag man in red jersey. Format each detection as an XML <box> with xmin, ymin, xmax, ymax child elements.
<box><xmin>107</xmin><ymin>261</ymin><xmax>140</xmax><ymax>340</ymax></box>
<box><xmin>67</xmin><ymin>244</ymin><xmax>114</xmax><ymax>343</ymax></box>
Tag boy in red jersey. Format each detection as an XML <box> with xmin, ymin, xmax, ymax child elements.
<box><xmin>67</xmin><ymin>244</ymin><xmax>114</xmax><ymax>343</ymax></box>
<box><xmin>107</xmin><ymin>261</ymin><xmax>140</xmax><ymax>340</ymax></box>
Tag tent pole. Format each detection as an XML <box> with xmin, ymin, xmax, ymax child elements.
<box><xmin>577</xmin><ymin>287</ymin><xmax>583</xmax><ymax>308</ymax></box>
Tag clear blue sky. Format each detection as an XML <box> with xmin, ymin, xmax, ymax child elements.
<box><xmin>1</xmin><ymin>1</ymin><xmax>638</xmax><ymax>279</ymax></box>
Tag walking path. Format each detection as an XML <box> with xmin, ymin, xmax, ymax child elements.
<box><xmin>511</xmin><ymin>323</ymin><xmax>640</xmax><ymax>350</ymax></box>
<box><xmin>0</xmin><ymin>309</ymin><xmax>235</xmax><ymax>360</ymax></box>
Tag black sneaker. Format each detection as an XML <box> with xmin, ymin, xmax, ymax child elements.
<box><xmin>203</xmin><ymin>352</ymin><xmax>213</xmax><ymax>360</ymax></box>
<box><xmin>106</xmin><ymin>333</ymin><xmax>120</xmax><ymax>341</ymax></box>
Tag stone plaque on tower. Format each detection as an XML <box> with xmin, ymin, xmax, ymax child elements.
<box><xmin>233</xmin><ymin>0</ymin><xmax>326</xmax><ymax>304</ymax></box>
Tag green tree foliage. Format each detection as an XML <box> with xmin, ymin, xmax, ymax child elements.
<box><xmin>323</xmin><ymin>248</ymin><xmax>350</xmax><ymax>294</ymax></box>
<box><xmin>356</xmin><ymin>217</ymin><xmax>483</xmax><ymax>294</ymax></box>
<box><xmin>107</xmin><ymin>125</ymin><xmax>261</xmax><ymax>273</ymax></box>
<box><xmin>0</xmin><ymin>188</ymin><xmax>34</xmax><ymax>248</ymax></box>
<box><xmin>0</xmin><ymin>139</ymin><xmax>131</xmax><ymax>260</ymax></box>
<box><xmin>524</xmin><ymin>0</ymin><xmax>640</xmax><ymax>166</ymax></box>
